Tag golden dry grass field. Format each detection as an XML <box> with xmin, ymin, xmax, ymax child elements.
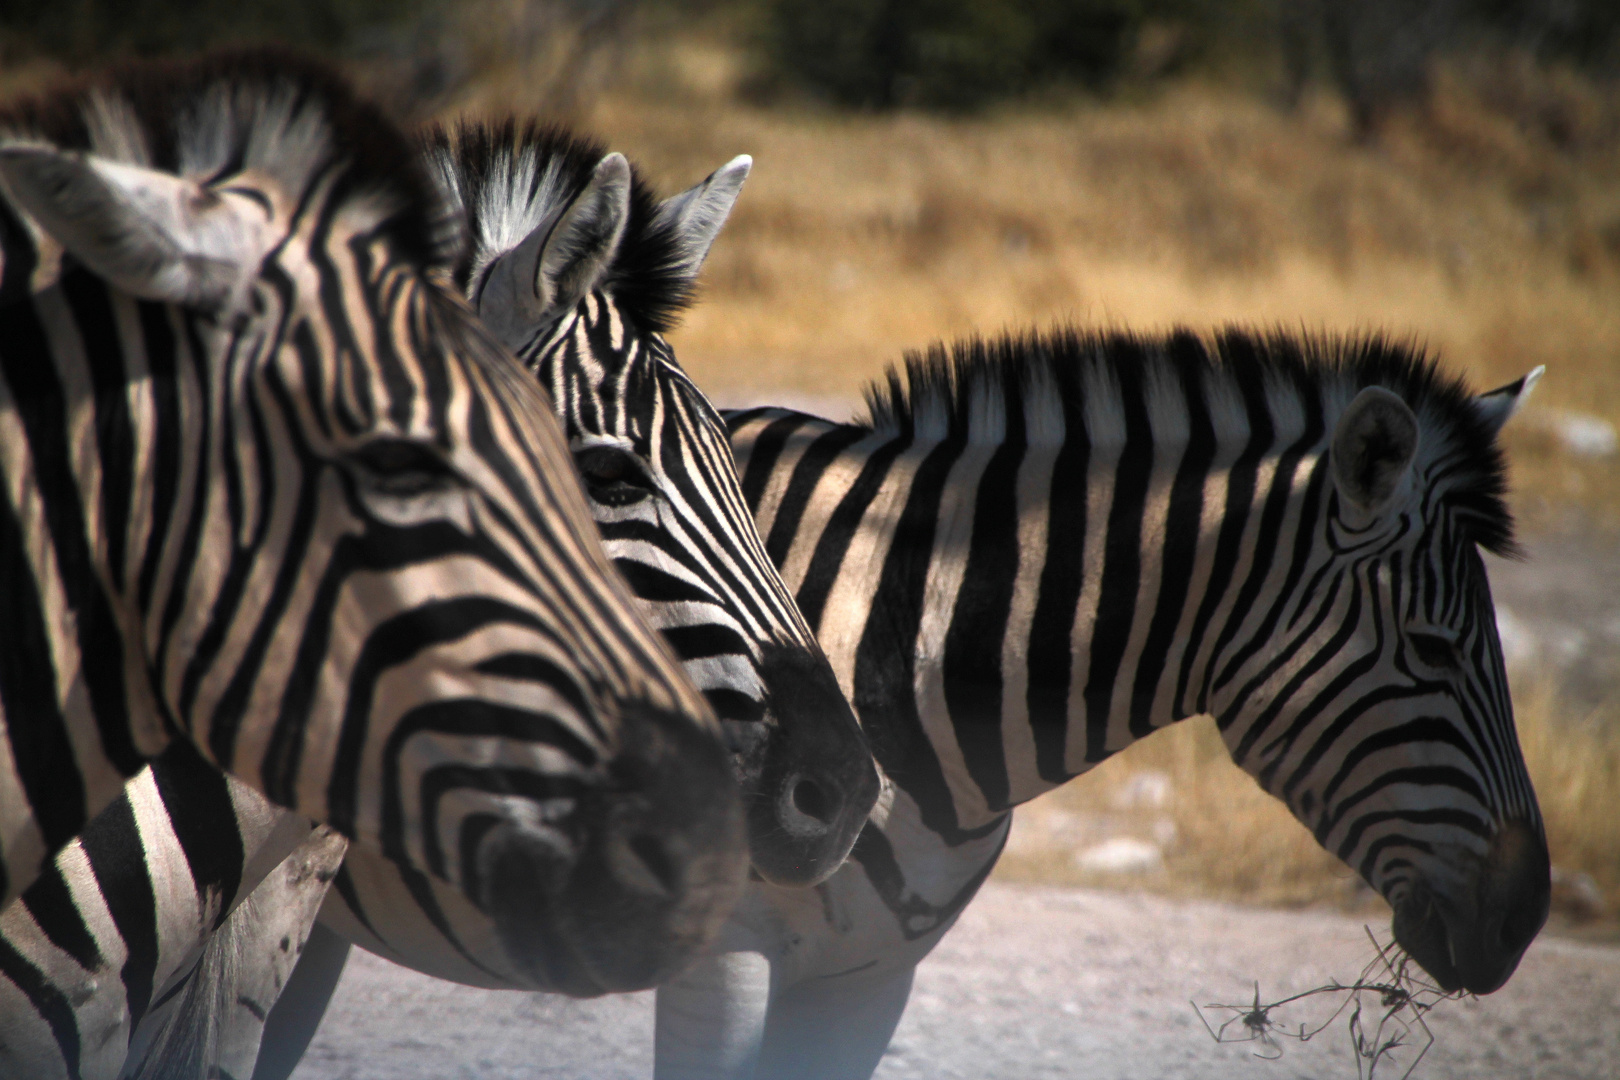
<box><xmin>458</xmin><ymin>41</ymin><xmax>1620</xmax><ymax>526</ymax></box>
<box><xmin>455</xmin><ymin>40</ymin><xmax>1620</xmax><ymax>932</ymax></box>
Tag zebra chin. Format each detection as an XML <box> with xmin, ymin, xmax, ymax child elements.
<box><xmin>1389</xmin><ymin>820</ymin><xmax>1551</xmax><ymax>995</ymax></box>
<box><xmin>474</xmin><ymin>699</ymin><xmax>749</xmax><ymax>995</ymax></box>
<box><xmin>741</xmin><ymin>644</ymin><xmax>881</xmax><ymax>889</ymax></box>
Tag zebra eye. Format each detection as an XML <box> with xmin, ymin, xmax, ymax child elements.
<box><xmin>350</xmin><ymin>438</ymin><xmax>457</xmax><ymax>497</ymax></box>
<box><xmin>1409</xmin><ymin>631</ymin><xmax>1460</xmax><ymax>670</ymax></box>
<box><xmin>574</xmin><ymin>445</ymin><xmax>656</xmax><ymax>507</ymax></box>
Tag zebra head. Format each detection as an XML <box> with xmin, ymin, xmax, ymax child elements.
<box><xmin>422</xmin><ymin>121</ymin><xmax>879</xmax><ymax>887</ymax></box>
<box><xmin>1208</xmin><ymin>339</ymin><xmax>1549</xmax><ymax>995</ymax></box>
<box><xmin>0</xmin><ymin>54</ymin><xmax>745</xmax><ymax>991</ymax></box>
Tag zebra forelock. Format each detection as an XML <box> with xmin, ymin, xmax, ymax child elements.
<box><xmin>860</xmin><ymin>327</ymin><xmax>1517</xmax><ymax>556</ymax></box>
<box><xmin>420</xmin><ymin>119</ymin><xmax>698</xmax><ymax>335</ymax></box>
<box><xmin>0</xmin><ymin>48</ymin><xmax>461</xmax><ymax>275</ymax></box>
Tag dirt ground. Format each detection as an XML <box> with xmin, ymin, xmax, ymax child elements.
<box><xmin>289</xmin><ymin>881</ymin><xmax>1620</xmax><ymax>1080</ymax></box>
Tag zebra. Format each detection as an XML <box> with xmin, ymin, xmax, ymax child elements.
<box><xmin>0</xmin><ymin>50</ymin><xmax>750</xmax><ymax>1076</ymax></box>
<box><xmin>646</xmin><ymin>327</ymin><xmax>1553</xmax><ymax>1079</ymax></box>
<box><xmin>2</xmin><ymin>114</ymin><xmax>879</xmax><ymax>1078</ymax></box>
<box><xmin>300</xmin><ymin>119</ymin><xmax>879</xmax><ymax>998</ymax></box>
<box><xmin>0</xmin><ymin>741</ymin><xmax>343</xmax><ymax>1080</ymax></box>
<box><xmin>420</xmin><ymin>119</ymin><xmax>877</xmax><ymax>891</ymax></box>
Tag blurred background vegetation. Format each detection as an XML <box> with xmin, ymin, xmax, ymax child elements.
<box><xmin>6</xmin><ymin>1</ymin><xmax>1619</xmax><ymax>124</ymax></box>
<box><xmin>3</xmin><ymin>0</ymin><xmax>1617</xmax><ymax>932</ymax></box>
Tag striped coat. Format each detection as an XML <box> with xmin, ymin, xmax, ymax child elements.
<box><xmin>650</xmin><ymin>328</ymin><xmax>1551</xmax><ymax>1079</ymax></box>
<box><xmin>0</xmin><ymin>53</ymin><xmax>745</xmax><ymax>1078</ymax></box>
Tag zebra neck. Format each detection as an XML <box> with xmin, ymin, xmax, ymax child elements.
<box><xmin>736</xmin><ymin>409</ymin><xmax>1331</xmax><ymax>842</ymax></box>
<box><xmin>0</xmin><ymin>273</ymin><xmax>193</xmax><ymax>771</ymax></box>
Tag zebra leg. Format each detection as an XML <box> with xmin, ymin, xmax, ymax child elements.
<box><xmin>653</xmin><ymin>951</ymin><xmax>773</xmax><ymax>1080</ymax></box>
<box><xmin>752</xmin><ymin>964</ymin><xmax>916</xmax><ymax>1080</ymax></box>
<box><xmin>250</xmin><ymin>922</ymin><xmax>351</xmax><ymax>1080</ymax></box>
<box><xmin>124</xmin><ymin>828</ymin><xmax>348</xmax><ymax>1080</ymax></box>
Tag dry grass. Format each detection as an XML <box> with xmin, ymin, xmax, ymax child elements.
<box><xmin>1516</xmin><ymin>683</ymin><xmax>1620</xmax><ymax>921</ymax></box>
<box><xmin>465</xmin><ymin>39</ymin><xmax>1620</xmax><ymax>532</ymax></box>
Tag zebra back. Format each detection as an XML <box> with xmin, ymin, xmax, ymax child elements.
<box><xmin>727</xmin><ymin>326</ymin><xmax>1549</xmax><ymax>995</ymax></box>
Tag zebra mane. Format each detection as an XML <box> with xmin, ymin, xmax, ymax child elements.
<box><xmin>861</xmin><ymin>326</ymin><xmax>1517</xmax><ymax>555</ymax></box>
<box><xmin>419</xmin><ymin>118</ymin><xmax>696</xmax><ymax>333</ymax></box>
<box><xmin>0</xmin><ymin>48</ymin><xmax>459</xmax><ymax>270</ymax></box>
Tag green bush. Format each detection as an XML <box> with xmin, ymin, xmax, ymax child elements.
<box><xmin>0</xmin><ymin>0</ymin><xmax>427</xmax><ymax>65</ymax></box>
<box><xmin>752</xmin><ymin>0</ymin><xmax>1620</xmax><ymax>114</ymax></box>
<box><xmin>760</xmin><ymin>0</ymin><xmax>1154</xmax><ymax>110</ymax></box>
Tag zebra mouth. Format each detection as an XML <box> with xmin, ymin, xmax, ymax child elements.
<box><xmin>1391</xmin><ymin>887</ymin><xmax>1466</xmax><ymax>993</ymax></box>
<box><xmin>744</xmin><ymin>643</ymin><xmax>880</xmax><ymax>887</ymax></box>
<box><xmin>1392</xmin><ymin>822</ymin><xmax>1550</xmax><ymax>995</ymax></box>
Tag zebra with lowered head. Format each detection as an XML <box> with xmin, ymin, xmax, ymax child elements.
<box><xmin>0</xmin><ymin>52</ymin><xmax>750</xmax><ymax>1078</ymax></box>
<box><xmin>649</xmin><ymin>327</ymin><xmax>1552</xmax><ymax>1079</ymax></box>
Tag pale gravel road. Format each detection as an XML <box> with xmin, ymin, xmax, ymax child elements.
<box><xmin>289</xmin><ymin>882</ymin><xmax>1620</xmax><ymax>1080</ymax></box>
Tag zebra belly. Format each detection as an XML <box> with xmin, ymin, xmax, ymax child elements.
<box><xmin>711</xmin><ymin>783</ymin><xmax>1007</xmax><ymax>994</ymax></box>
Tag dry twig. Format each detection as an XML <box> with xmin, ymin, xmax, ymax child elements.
<box><xmin>1192</xmin><ymin>927</ymin><xmax>1469</xmax><ymax>1079</ymax></box>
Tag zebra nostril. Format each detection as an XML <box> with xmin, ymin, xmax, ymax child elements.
<box><xmin>791</xmin><ymin>778</ymin><xmax>833</xmax><ymax>824</ymax></box>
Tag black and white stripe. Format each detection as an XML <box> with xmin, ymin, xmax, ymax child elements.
<box><xmin>0</xmin><ymin>54</ymin><xmax>746</xmax><ymax>1078</ymax></box>
<box><xmin>423</xmin><ymin>121</ymin><xmax>878</xmax><ymax>886</ymax></box>
<box><xmin>3</xmin><ymin>110</ymin><xmax>883</xmax><ymax>1078</ymax></box>
<box><xmin>0</xmin><ymin>742</ymin><xmax>337</xmax><ymax>1080</ymax></box>
<box><xmin>648</xmin><ymin>327</ymin><xmax>1551</xmax><ymax>1079</ymax></box>
<box><xmin>310</xmin><ymin>121</ymin><xmax>880</xmax><ymax>993</ymax></box>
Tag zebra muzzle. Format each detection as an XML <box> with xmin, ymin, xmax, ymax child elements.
<box><xmin>746</xmin><ymin>644</ymin><xmax>880</xmax><ymax>888</ymax></box>
<box><xmin>1391</xmin><ymin>819</ymin><xmax>1550</xmax><ymax>994</ymax></box>
<box><xmin>478</xmin><ymin>698</ymin><xmax>747</xmax><ymax>994</ymax></box>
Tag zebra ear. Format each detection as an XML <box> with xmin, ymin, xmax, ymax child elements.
<box><xmin>0</xmin><ymin>143</ymin><xmax>261</xmax><ymax>307</ymax></box>
<box><xmin>654</xmin><ymin>154</ymin><xmax>751</xmax><ymax>281</ymax></box>
<box><xmin>1473</xmin><ymin>366</ymin><xmax>1544</xmax><ymax>438</ymax></box>
<box><xmin>477</xmin><ymin>152</ymin><xmax>631</xmax><ymax>348</ymax></box>
<box><xmin>1332</xmin><ymin>386</ymin><xmax>1420</xmax><ymax>519</ymax></box>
